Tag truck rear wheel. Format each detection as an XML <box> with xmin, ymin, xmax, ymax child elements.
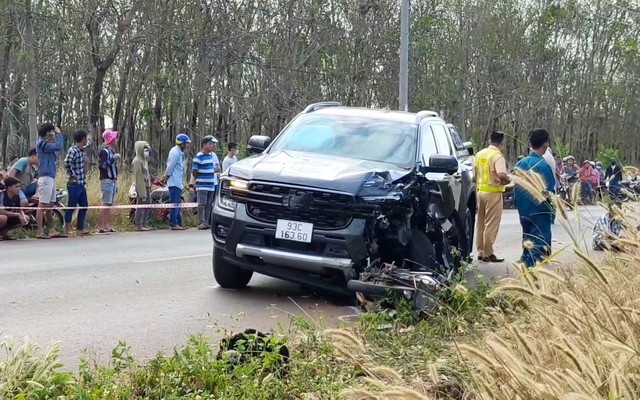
<box><xmin>213</xmin><ymin>248</ymin><xmax>253</xmax><ymax>289</ymax></box>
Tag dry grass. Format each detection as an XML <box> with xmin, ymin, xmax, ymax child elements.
<box><xmin>455</xmin><ymin>223</ymin><xmax>640</xmax><ymax>399</ymax></box>
<box><xmin>455</xmin><ymin>178</ymin><xmax>640</xmax><ymax>398</ymax></box>
<box><xmin>4</xmin><ymin>168</ymin><xmax>640</xmax><ymax>399</ymax></box>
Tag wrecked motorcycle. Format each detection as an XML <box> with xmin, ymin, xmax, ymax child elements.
<box><xmin>346</xmin><ymin>160</ymin><xmax>464</xmax><ymax>316</ymax></box>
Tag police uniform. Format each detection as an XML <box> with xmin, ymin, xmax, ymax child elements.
<box><xmin>474</xmin><ymin>145</ymin><xmax>507</xmax><ymax>260</ymax></box>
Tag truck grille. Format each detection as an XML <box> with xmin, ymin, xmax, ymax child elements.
<box><xmin>243</xmin><ymin>183</ymin><xmax>355</xmax><ymax>230</ymax></box>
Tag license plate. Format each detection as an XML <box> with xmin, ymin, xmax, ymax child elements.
<box><xmin>275</xmin><ymin>219</ymin><xmax>313</xmax><ymax>243</ymax></box>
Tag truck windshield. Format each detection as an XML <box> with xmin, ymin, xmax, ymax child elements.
<box><xmin>268</xmin><ymin>114</ymin><xmax>418</xmax><ymax>168</ymax></box>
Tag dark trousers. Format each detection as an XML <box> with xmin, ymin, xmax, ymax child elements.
<box><xmin>135</xmin><ymin>187</ymin><xmax>151</xmax><ymax>226</ymax></box>
<box><xmin>64</xmin><ymin>182</ymin><xmax>88</xmax><ymax>230</ymax></box>
<box><xmin>197</xmin><ymin>190</ymin><xmax>215</xmax><ymax>226</ymax></box>
<box><xmin>520</xmin><ymin>214</ymin><xmax>553</xmax><ymax>268</ymax></box>
<box><xmin>581</xmin><ymin>182</ymin><xmax>595</xmax><ymax>203</ymax></box>
<box><xmin>609</xmin><ymin>182</ymin><xmax>621</xmax><ymax>199</ymax></box>
<box><xmin>24</xmin><ymin>182</ymin><xmax>37</xmax><ymax>199</ymax></box>
<box><xmin>169</xmin><ymin>186</ymin><xmax>182</xmax><ymax>227</ymax></box>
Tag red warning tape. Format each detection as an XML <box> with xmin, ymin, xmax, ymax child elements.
<box><xmin>5</xmin><ymin>202</ymin><xmax>199</xmax><ymax>211</ymax></box>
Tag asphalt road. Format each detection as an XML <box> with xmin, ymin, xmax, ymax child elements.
<box><xmin>0</xmin><ymin>206</ymin><xmax>602</xmax><ymax>367</ymax></box>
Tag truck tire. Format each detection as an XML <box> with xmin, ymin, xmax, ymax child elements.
<box><xmin>449</xmin><ymin>211</ymin><xmax>468</xmax><ymax>259</ymax></box>
<box><xmin>213</xmin><ymin>248</ymin><xmax>253</xmax><ymax>289</ymax></box>
<box><xmin>406</xmin><ymin>229</ymin><xmax>439</xmax><ymax>272</ymax></box>
<box><xmin>463</xmin><ymin>207</ymin><xmax>475</xmax><ymax>259</ymax></box>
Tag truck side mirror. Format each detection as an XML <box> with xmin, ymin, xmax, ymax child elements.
<box><xmin>247</xmin><ymin>135</ymin><xmax>272</xmax><ymax>155</ymax></box>
<box><xmin>463</xmin><ymin>141</ymin><xmax>474</xmax><ymax>156</ymax></box>
<box><xmin>421</xmin><ymin>155</ymin><xmax>459</xmax><ymax>175</ymax></box>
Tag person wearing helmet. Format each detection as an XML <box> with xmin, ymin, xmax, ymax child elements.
<box><xmin>163</xmin><ymin>133</ymin><xmax>191</xmax><ymax>230</ymax></box>
<box><xmin>563</xmin><ymin>156</ymin><xmax>578</xmax><ymax>178</ymax></box>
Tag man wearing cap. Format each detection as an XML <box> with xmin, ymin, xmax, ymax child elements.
<box><xmin>163</xmin><ymin>133</ymin><xmax>191</xmax><ymax>230</ymax></box>
<box><xmin>474</xmin><ymin>129</ymin><xmax>510</xmax><ymax>263</ymax></box>
<box><xmin>98</xmin><ymin>129</ymin><xmax>120</xmax><ymax>234</ymax></box>
<box><xmin>192</xmin><ymin>135</ymin><xmax>221</xmax><ymax>229</ymax></box>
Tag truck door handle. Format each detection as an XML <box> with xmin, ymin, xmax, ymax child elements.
<box><xmin>452</xmin><ymin>173</ymin><xmax>462</xmax><ymax>181</ymax></box>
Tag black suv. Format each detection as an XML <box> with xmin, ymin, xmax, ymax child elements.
<box><xmin>211</xmin><ymin>102</ymin><xmax>476</xmax><ymax>294</ymax></box>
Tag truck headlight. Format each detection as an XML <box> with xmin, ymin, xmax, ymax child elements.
<box><xmin>218</xmin><ymin>194</ymin><xmax>237</xmax><ymax>211</ymax></box>
<box><xmin>217</xmin><ymin>179</ymin><xmax>243</xmax><ymax>211</ymax></box>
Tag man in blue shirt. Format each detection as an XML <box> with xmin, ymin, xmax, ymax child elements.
<box><xmin>163</xmin><ymin>133</ymin><xmax>191</xmax><ymax>230</ymax></box>
<box><xmin>514</xmin><ymin>128</ymin><xmax>556</xmax><ymax>268</ymax></box>
<box><xmin>35</xmin><ymin>123</ymin><xmax>64</xmax><ymax>239</ymax></box>
<box><xmin>192</xmin><ymin>135</ymin><xmax>220</xmax><ymax>229</ymax></box>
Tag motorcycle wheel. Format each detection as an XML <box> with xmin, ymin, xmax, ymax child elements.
<box><xmin>51</xmin><ymin>209</ymin><xmax>65</xmax><ymax>232</ymax></box>
<box><xmin>27</xmin><ymin>208</ymin><xmax>65</xmax><ymax>232</ymax></box>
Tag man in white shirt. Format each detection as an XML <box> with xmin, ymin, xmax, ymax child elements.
<box><xmin>542</xmin><ymin>147</ymin><xmax>557</xmax><ymax>189</ymax></box>
<box><xmin>222</xmin><ymin>142</ymin><xmax>239</xmax><ymax>172</ymax></box>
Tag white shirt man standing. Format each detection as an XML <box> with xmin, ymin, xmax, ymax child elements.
<box><xmin>222</xmin><ymin>142</ymin><xmax>239</xmax><ymax>172</ymax></box>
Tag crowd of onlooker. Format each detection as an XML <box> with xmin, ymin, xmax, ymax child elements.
<box><xmin>0</xmin><ymin>122</ymin><xmax>240</xmax><ymax>240</ymax></box>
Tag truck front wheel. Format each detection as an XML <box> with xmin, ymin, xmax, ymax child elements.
<box><xmin>213</xmin><ymin>248</ymin><xmax>253</xmax><ymax>289</ymax></box>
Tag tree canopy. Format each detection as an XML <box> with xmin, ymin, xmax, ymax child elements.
<box><xmin>1</xmin><ymin>0</ymin><xmax>639</xmax><ymax>167</ymax></box>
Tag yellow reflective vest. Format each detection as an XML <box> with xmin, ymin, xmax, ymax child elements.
<box><xmin>475</xmin><ymin>148</ymin><xmax>505</xmax><ymax>193</ymax></box>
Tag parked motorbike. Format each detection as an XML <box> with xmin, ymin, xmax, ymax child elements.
<box><xmin>629</xmin><ymin>179</ymin><xmax>640</xmax><ymax>199</ymax></box>
<box><xmin>620</xmin><ymin>181</ymin><xmax>639</xmax><ymax>202</ymax></box>
<box><xmin>128</xmin><ymin>178</ymin><xmax>193</xmax><ymax>222</ymax></box>
<box><xmin>24</xmin><ymin>189</ymin><xmax>67</xmax><ymax>231</ymax></box>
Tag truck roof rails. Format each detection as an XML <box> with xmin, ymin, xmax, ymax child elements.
<box><xmin>303</xmin><ymin>101</ymin><xmax>342</xmax><ymax>113</ymax></box>
<box><xmin>415</xmin><ymin>110</ymin><xmax>439</xmax><ymax>123</ymax></box>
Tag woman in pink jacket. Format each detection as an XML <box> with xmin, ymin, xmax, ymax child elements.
<box><xmin>579</xmin><ymin>161</ymin><xmax>599</xmax><ymax>203</ymax></box>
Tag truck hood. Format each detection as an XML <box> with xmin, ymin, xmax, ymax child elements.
<box><xmin>226</xmin><ymin>150</ymin><xmax>412</xmax><ymax>194</ymax></box>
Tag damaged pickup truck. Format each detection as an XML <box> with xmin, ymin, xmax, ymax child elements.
<box><xmin>211</xmin><ymin>102</ymin><xmax>475</xmax><ymax>310</ymax></box>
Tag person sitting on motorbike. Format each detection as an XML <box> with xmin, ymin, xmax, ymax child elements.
<box><xmin>563</xmin><ymin>155</ymin><xmax>579</xmax><ymax>178</ymax></box>
<box><xmin>592</xmin><ymin>201</ymin><xmax>624</xmax><ymax>252</ymax></box>
<box><xmin>579</xmin><ymin>160</ymin><xmax>599</xmax><ymax>203</ymax></box>
<box><xmin>0</xmin><ymin>176</ymin><xmax>29</xmax><ymax>240</ymax></box>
